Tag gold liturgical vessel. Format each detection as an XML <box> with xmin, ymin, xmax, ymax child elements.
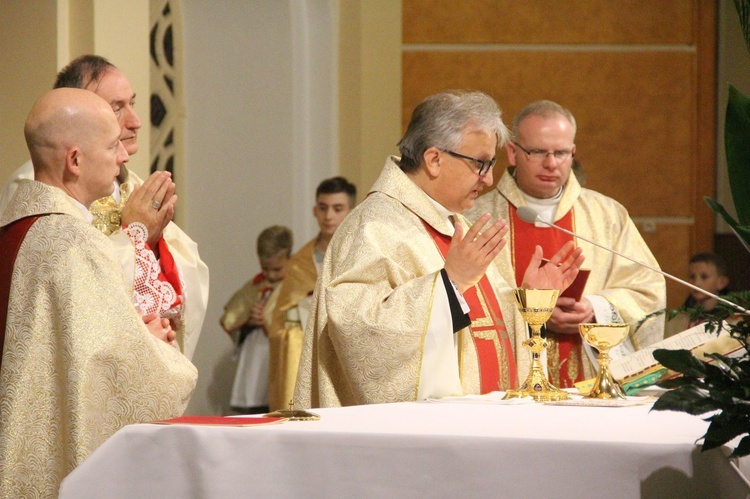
<box><xmin>265</xmin><ymin>399</ymin><xmax>320</xmax><ymax>421</ymax></box>
<box><xmin>578</xmin><ymin>323</ymin><xmax>630</xmax><ymax>399</ymax></box>
<box><xmin>504</xmin><ymin>288</ymin><xmax>569</xmax><ymax>402</ymax></box>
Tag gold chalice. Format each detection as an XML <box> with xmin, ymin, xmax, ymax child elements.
<box><xmin>504</xmin><ymin>289</ymin><xmax>569</xmax><ymax>402</ymax></box>
<box><xmin>578</xmin><ymin>323</ymin><xmax>630</xmax><ymax>399</ymax></box>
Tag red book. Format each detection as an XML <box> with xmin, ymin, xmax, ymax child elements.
<box><xmin>561</xmin><ymin>268</ymin><xmax>590</xmax><ymax>301</ymax></box>
<box><xmin>541</xmin><ymin>259</ymin><xmax>590</xmax><ymax>301</ymax></box>
<box><xmin>151</xmin><ymin>416</ymin><xmax>286</xmax><ymax>426</ymax></box>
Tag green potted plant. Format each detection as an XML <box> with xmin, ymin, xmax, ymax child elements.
<box><xmin>650</xmin><ymin>0</ymin><xmax>750</xmax><ymax>458</ymax></box>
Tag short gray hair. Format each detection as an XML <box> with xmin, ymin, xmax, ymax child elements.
<box><xmin>397</xmin><ymin>90</ymin><xmax>510</xmax><ymax>173</ymax></box>
<box><xmin>512</xmin><ymin>100</ymin><xmax>577</xmax><ymax>141</ymax></box>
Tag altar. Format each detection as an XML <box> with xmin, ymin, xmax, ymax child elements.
<box><xmin>59</xmin><ymin>393</ymin><xmax>749</xmax><ymax>498</ymax></box>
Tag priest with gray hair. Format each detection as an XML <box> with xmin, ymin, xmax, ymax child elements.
<box><xmin>295</xmin><ymin>90</ymin><xmax>585</xmax><ymax>408</ymax></box>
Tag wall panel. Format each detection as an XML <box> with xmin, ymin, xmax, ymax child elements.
<box><xmin>403</xmin><ymin>50</ymin><xmax>695</xmax><ymax>217</ymax></box>
<box><xmin>403</xmin><ymin>0</ymin><xmax>716</xmax><ymax>309</ymax></box>
<box><xmin>404</xmin><ymin>0</ymin><xmax>695</xmax><ymax>45</ymax></box>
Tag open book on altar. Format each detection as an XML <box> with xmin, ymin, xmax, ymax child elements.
<box><xmin>609</xmin><ymin>322</ymin><xmax>745</xmax><ymax>393</ymax></box>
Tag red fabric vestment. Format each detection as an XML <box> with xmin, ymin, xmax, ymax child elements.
<box><xmin>422</xmin><ymin>221</ymin><xmax>517</xmax><ymax>392</ymax></box>
<box><xmin>509</xmin><ymin>205</ymin><xmax>584</xmax><ymax>388</ymax></box>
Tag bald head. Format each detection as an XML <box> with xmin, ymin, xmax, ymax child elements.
<box><xmin>25</xmin><ymin>88</ymin><xmax>129</xmax><ymax>206</ymax></box>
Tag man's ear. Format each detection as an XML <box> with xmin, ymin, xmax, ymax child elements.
<box><xmin>505</xmin><ymin>142</ymin><xmax>517</xmax><ymax>167</ymax></box>
<box><xmin>65</xmin><ymin>147</ymin><xmax>81</xmax><ymax>177</ymax></box>
<box><xmin>423</xmin><ymin>147</ymin><xmax>442</xmax><ymax>177</ymax></box>
<box><xmin>717</xmin><ymin>274</ymin><xmax>730</xmax><ymax>291</ymax></box>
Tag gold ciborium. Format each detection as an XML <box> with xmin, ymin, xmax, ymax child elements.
<box><xmin>504</xmin><ymin>288</ymin><xmax>569</xmax><ymax>402</ymax></box>
<box><xmin>578</xmin><ymin>323</ymin><xmax>630</xmax><ymax>399</ymax></box>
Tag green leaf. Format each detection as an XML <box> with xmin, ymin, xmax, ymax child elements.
<box><xmin>652</xmin><ymin>386</ymin><xmax>719</xmax><ymax>415</ymax></box>
<box><xmin>731</xmin><ymin>435</ymin><xmax>750</xmax><ymax>457</ymax></box>
<box><xmin>704</xmin><ymin>198</ymin><xmax>750</xmax><ymax>253</ymax></box>
<box><xmin>735</xmin><ymin>0</ymin><xmax>750</xmax><ymax>55</ymax></box>
<box><xmin>703</xmin><ymin>415</ymin><xmax>750</xmax><ymax>451</ymax></box>
<box><xmin>653</xmin><ymin>349</ymin><xmax>707</xmax><ymax>378</ymax></box>
<box><xmin>725</xmin><ymin>84</ymin><xmax>750</xmax><ymax>226</ymax></box>
<box><xmin>658</xmin><ymin>377</ymin><xmax>703</xmax><ymax>390</ymax></box>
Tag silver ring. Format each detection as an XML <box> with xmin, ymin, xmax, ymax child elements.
<box><xmin>151</xmin><ymin>199</ymin><xmax>161</xmax><ymax>210</ymax></box>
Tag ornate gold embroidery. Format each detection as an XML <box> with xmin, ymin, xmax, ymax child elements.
<box><xmin>469</xmin><ymin>287</ymin><xmax>493</xmax><ymax>327</ymax></box>
<box><xmin>88</xmin><ymin>183</ymin><xmax>131</xmax><ymax>235</ymax></box>
<box><xmin>546</xmin><ymin>333</ymin><xmax>562</xmax><ymax>386</ymax></box>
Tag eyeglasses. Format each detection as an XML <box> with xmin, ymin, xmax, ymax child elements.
<box><xmin>440</xmin><ymin>149</ymin><xmax>496</xmax><ymax>177</ymax></box>
<box><xmin>513</xmin><ymin>142</ymin><xmax>574</xmax><ymax>162</ymax></box>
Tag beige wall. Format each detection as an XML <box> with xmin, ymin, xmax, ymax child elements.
<box><xmin>0</xmin><ymin>0</ymin><xmax>149</xmax><ymax>181</ymax></box>
<box><xmin>0</xmin><ymin>1</ymin><xmax>57</xmax><ymax>179</ymax></box>
<box><xmin>338</xmin><ymin>0</ymin><xmax>401</xmax><ymax>193</ymax></box>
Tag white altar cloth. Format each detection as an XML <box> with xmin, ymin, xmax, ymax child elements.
<box><xmin>59</xmin><ymin>396</ymin><xmax>749</xmax><ymax>498</ymax></box>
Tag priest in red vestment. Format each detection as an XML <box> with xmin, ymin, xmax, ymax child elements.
<box><xmin>468</xmin><ymin>100</ymin><xmax>666</xmax><ymax>388</ymax></box>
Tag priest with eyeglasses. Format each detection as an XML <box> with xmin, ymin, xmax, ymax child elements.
<box><xmin>467</xmin><ymin>100</ymin><xmax>666</xmax><ymax>389</ymax></box>
<box><xmin>295</xmin><ymin>91</ymin><xmax>585</xmax><ymax>408</ymax></box>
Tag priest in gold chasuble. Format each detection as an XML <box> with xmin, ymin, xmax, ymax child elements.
<box><xmin>468</xmin><ymin>100</ymin><xmax>666</xmax><ymax>388</ymax></box>
<box><xmin>295</xmin><ymin>91</ymin><xmax>584</xmax><ymax>408</ymax></box>
<box><xmin>0</xmin><ymin>89</ymin><xmax>197</xmax><ymax>497</ymax></box>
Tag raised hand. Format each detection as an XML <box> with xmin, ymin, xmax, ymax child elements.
<box><xmin>521</xmin><ymin>241</ymin><xmax>585</xmax><ymax>291</ymax></box>
<box><xmin>444</xmin><ymin>213</ymin><xmax>508</xmax><ymax>294</ymax></box>
<box><xmin>121</xmin><ymin>171</ymin><xmax>177</xmax><ymax>252</ymax></box>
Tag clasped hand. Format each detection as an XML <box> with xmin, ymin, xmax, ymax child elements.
<box><xmin>546</xmin><ymin>297</ymin><xmax>595</xmax><ymax>335</ymax></box>
<box><xmin>121</xmin><ymin>171</ymin><xmax>177</xmax><ymax>251</ymax></box>
<box><xmin>142</xmin><ymin>313</ymin><xmax>177</xmax><ymax>348</ymax></box>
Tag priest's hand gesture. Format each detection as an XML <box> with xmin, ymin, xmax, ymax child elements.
<box><xmin>121</xmin><ymin>171</ymin><xmax>177</xmax><ymax>255</ymax></box>
<box><xmin>546</xmin><ymin>297</ymin><xmax>595</xmax><ymax>335</ymax></box>
<box><xmin>521</xmin><ymin>242</ymin><xmax>585</xmax><ymax>291</ymax></box>
<box><xmin>444</xmin><ymin>213</ymin><xmax>508</xmax><ymax>294</ymax></box>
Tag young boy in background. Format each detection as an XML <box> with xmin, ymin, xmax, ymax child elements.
<box><xmin>665</xmin><ymin>252</ymin><xmax>731</xmax><ymax>337</ymax></box>
<box><xmin>221</xmin><ymin>225</ymin><xmax>293</xmax><ymax>413</ymax></box>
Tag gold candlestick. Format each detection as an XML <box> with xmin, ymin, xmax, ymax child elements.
<box><xmin>504</xmin><ymin>288</ymin><xmax>569</xmax><ymax>402</ymax></box>
<box><xmin>578</xmin><ymin>323</ymin><xmax>630</xmax><ymax>399</ymax></box>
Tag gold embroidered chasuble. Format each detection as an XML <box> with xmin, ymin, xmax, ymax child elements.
<box><xmin>96</xmin><ymin>168</ymin><xmax>209</xmax><ymax>361</ymax></box>
<box><xmin>221</xmin><ymin>272</ymin><xmax>281</xmax><ymax>335</ymax></box>
<box><xmin>268</xmin><ymin>238</ymin><xmax>318</xmax><ymax>411</ymax></box>
<box><xmin>0</xmin><ymin>180</ymin><xmax>197</xmax><ymax>497</ymax></box>
<box><xmin>468</xmin><ymin>170</ymin><xmax>666</xmax><ymax>382</ymax></box>
<box><xmin>0</xmin><ymin>161</ymin><xmax>210</xmax><ymax>361</ymax></box>
<box><xmin>294</xmin><ymin>158</ymin><xmax>528</xmax><ymax>408</ymax></box>
<box><xmin>221</xmin><ymin>273</ymin><xmax>282</xmax><ymax>408</ymax></box>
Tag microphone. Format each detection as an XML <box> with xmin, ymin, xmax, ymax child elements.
<box><xmin>516</xmin><ymin>205</ymin><xmax>749</xmax><ymax>315</ymax></box>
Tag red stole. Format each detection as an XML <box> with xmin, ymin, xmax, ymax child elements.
<box><xmin>156</xmin><ymin>238</ymin><xmax>183</xmax><ymax>308</ymax></box>
<box><xmin>0</xmin><ymin>215</ymin><xmax>44</xmax><ymax>372</ymax></box>
<box><xmin>509</xmin><ymin>205</ymin><xmax>584</xmax><ymax>388</ymax></box>
<box><xmin>422</xmin><ymin>220</ymin><xmax>517</xmax><ymax>392</ymax></box>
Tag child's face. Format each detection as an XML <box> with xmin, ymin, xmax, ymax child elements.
<box><xmin>313</xmin><ymin>192</ymin><xmax>352</xmax><ymax>239</ymax></box>
<box><xmin>260</xmin><ymin>251</ymin><xmax>289</xmax><ymax>284</ymax></box>
<box><xmin>688</xmin><ymin>261</ymin><xmax>728</xmax><ymax>303</ymax></box>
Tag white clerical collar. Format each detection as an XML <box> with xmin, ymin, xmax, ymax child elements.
<box><xmin>70</xmin><ymin>197</ymin><xmax>94</xmax><ymax>223</ymax></box>
<box><xmin>425</xmin><ymin>195</ymin><xmax>456</xmax><ymax>235</ymax></box>
<box><xmin>111</xmin><ymin>180</ymin><xmax>122</xmax><ymax>203</ymax></box>
<box><xmin>520</xmin><ymin>187</ymin><xmax>563</xmax><ymax>226</ymax></box>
